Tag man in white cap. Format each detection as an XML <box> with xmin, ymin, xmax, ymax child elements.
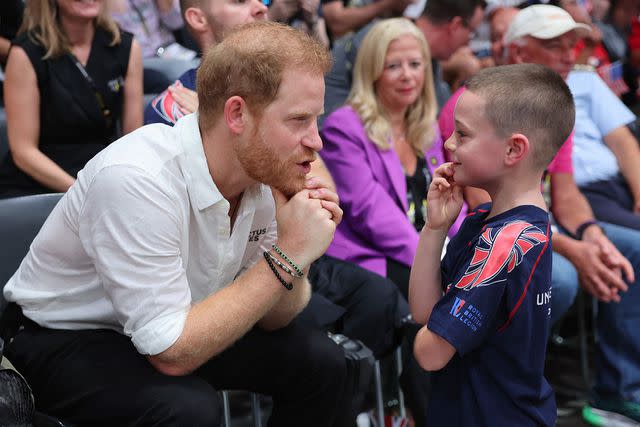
<box><xmin>502</xmin><ymin>5</ymin><xmax>640</xmax><ymax>426</ymax></box>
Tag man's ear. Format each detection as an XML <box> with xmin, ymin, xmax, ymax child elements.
<box><xmin>504</xmin><ymin>133</ymin><xmax>529</xmax><ymax>166</ymax></box>
<box><xmin>448</xmin><ymin>16</ymin><xmax>465</xmax><ymax>35</ymax></box>
<box><xmin>184</xmin><ymin>7</ymin><xmax>208</xmax><ymax>33</ymax></box>
<box><xmin>224</xmin><ymin>96</ymin><xmax>248</xmax><ymax>135</ymax></box>
<box><xmin>507</xmin><ymin>43</ymin><xmax>525</xmax><ymax>64</ymax></box>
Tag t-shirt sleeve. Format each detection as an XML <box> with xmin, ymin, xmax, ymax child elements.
<box><xmin>588</xmin><ymin>72</ymin><xmax>636</xmax><ymax>135</ymax></box>
<box><xmin>144</xmin><ymin>69</ymin><xmax>196</xmax><ymax>126</ymax></box>
<box><xmin>144</xmin><ymin>83</ymin><xmax>186</xmax><ymax>126</ymax></box>
<box><xmin>546</xmin><ymin>132</ymin><xmax>574</xmax><ymax>174</ymax></box>
<box><xmin>428</xmin><ymin>221</ymin><xmax>549</xmax><ymax>355</ymax></box>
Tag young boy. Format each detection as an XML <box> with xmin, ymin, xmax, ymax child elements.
<box><xmin>409</xmin><ymin>63</ymin><xmax>576</xmax><ymax>427</ymax></box>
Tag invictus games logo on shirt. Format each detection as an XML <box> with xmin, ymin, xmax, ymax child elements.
<box><xmin>450</xmin><ymin>297</ymin><xmax>466</xmax><ymax>318</ymax></box>
<box><xmin>248</xmin><ymin>228</ymin><xmax>267</xmax><ymax>242</ymax></box>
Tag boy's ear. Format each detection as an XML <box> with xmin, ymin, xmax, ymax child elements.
<box><xmin>504</xmin><ymin>133</ymin><xmax>529</xmax><ymax>166</ymax></box>
<box><xmin>224</xmin><ymin>96</ymin><xmax>249</xmax><ymax>135</ymax></box>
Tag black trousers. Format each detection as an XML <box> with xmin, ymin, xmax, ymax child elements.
<box><xmin>387</xmin><ymin>258</ymin><xmax>431</xmax><ymax>427</ymax></box>
<box><xmin>7</xmin><ymin>317</ymin><xmax>355</xmax><ymax>427</ymax></box>
<box><xmin>305</xmin><ymin>255</ymin><xmax>409</xmax><ymax>358</ymax></box>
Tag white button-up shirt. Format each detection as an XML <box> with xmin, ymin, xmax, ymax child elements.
<box><xmin>4</xmin><ymin>114</ymin><xmax>277</xmax><ymax>355</ymax></box>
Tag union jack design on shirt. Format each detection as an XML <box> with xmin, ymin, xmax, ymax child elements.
<box><xmin>454</xmin><ymin>220</ymin><xmax>548</xmax><ymax>291</ymax></box>
<box><xmin>149</xmin><ymin>81</ymin><xmax>186</xmax><ymax>125</ymax></box>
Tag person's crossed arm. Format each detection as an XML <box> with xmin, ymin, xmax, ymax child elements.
<box><xmin>550</xmin><ymin>172</ymin><xmax>633</xmax><ymax>302</ymax></box>
<box><xmin>604</xmin><ymin>125</ymin><xmax>640</xmax><ymax>214</ymax></box>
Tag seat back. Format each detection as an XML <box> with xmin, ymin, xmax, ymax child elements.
<box><xmin>0</xmin><ymin>193</ymin><xmax>64</xmax><ymax>313</ymax></box>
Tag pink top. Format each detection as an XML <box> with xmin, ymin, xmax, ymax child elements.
<box><xmin>438</xmin><ymin>87</ymin><xmax>574</xmax><ymax>174</ymax></box>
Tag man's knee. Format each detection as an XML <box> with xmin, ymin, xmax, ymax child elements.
<box><xmin>140</xmin><ymin>376</ymin><xmax>222</xmax><ymax>426</ymax></box>
<box><xmin>286</xmin><ymin>323</ymin><xmax>348</xmax><ymax>390</ymax></box>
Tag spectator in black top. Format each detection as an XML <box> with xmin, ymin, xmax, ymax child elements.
<box><xmin>0</xmin><ymin>0</ymin><xmax>143</xmax><ymax>198</ymax></box>
<box><xmin>0</xmin><ymin>0</ymin><xmax>24</xmax><ymax>68</ymax></box>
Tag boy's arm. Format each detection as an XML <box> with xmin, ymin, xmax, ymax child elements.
<box><xmin>409</xmin><ymin>226</ymin><xmax>447</xmax><ymax>324</ymax></box>
<box><xmin>410</xmin><ymin>226</ymin><xmax>457</xmax><ymax>371</ymax></box>
<box><xmin>409</xmin><ymin>163</ymin><xmax>462</xmax><ymax>371</ymax></box>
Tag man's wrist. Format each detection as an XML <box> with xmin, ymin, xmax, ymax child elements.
<box><xmin>272</xmin><ymin>240</ymin><xmax>311</xmax><ymax>270</ymax></box>
<box><xmin>575</xmin><ymin>220</ymin><xmax>604</xmax><ymax>241</ymax></box>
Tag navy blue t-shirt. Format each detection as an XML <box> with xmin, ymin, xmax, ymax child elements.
<box><xmin>426</xmin><ymin>203</ymin><xmax>556</xmax><ymax>427</ymax></box>
<box><xmin>144</xmin><ymin>67</ymin><xmax>198</xmax><ymax>126</ymax></box>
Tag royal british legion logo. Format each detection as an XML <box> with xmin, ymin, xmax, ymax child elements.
<box><xmin>450</xmin><ymin>297</ymin><xmax>466</xmax><ymax>318</ymax></box>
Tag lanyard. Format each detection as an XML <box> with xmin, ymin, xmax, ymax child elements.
<box><xmin>69</xmin><ymin>54</ymin><xmax>113</xmax><ymax>128</ymax></box>
<box><xmin>127</xmin><ymin>0</ymin><xmax>151</xmax><ymax>37</ymax></box>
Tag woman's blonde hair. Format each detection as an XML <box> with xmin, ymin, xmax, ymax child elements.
<box><xmin>19</xmin><ymin>0</ymin><xmax>121</xmax><ymax>59</ymax></box>
<box><xmin>347</xmin><ymin>18</ymin><xmax>437</xmax><ymax>154</ymax></box>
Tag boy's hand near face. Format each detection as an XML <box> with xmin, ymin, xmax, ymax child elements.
<box><xmin>427</xmin><ymin>163</ymin><xmax>464</xmax><ymax>231</ymax></box>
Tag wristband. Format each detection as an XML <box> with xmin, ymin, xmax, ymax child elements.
<box><xmin>271</xmin><ymin>244</ymin><xmax>304</xmax><ymax>277</ymax></box>
<box><xmin>263</xmin><ymin>251</ymin><xmax>293</xmax><ymax>290</ymax></box>
<box><xmin>266</xmin><ymin>251</ymin><xmax>304</xmax><ymax>278</ymax></box>
<box><xmin>575</xmin><ymin>220</ymin><xmax>600</xmax><ymax>240</ymax></box>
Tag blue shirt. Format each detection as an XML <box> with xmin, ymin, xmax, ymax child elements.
<box><xmin>567</xmin><ymin>69</ymin><xmax>636</xmax><ymax>187</ymax></box>
<box><xmin>427</xmin><ymin>203</ymin><xmax>556</xmax><ymax>427</ymax></box>
<box><xmin>144</xmin><ymin>68</ymin><xmax>198</xmax><ymax>126</ymax></box>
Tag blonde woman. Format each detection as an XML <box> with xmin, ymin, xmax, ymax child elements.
<box><xmin>0</xmin><ymin>0</ymin><xmax>142</xmax><ymax>198</ymax></box>
<box><xmin>321</xmin><ymin>17</ymin><xmax>466</xmax><ymax>296</ymax></box>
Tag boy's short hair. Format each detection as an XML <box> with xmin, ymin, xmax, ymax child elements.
<box><xmin>465</xmin><ymin>63</ymin><xmax>575</xmax><ymax>170</ymax></box>
<box><xmin>196</xmin><ymin>21</ymin><xmax>332</xmax><ymax>131</ymax></box>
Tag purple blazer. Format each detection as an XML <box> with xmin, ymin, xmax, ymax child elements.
<box><xmin>320</xmin><ymin>106</ymin><xmax>466</xmax><ymax>277</ymax></box>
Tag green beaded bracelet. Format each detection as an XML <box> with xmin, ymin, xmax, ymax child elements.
<box><xmin>271</xmin><ymin>244</ymin><xmax>304</xmax><ymax>277</ymax></box>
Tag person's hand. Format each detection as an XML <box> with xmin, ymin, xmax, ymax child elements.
<box><xmin>569</xmin><ymin>239</ymin><xmax>630</xmax><ymax>303</ymax></box>
<box><xmin>168</xmin><ymin>83</ymin><xmax>198</xmax><ymax>115</ymax></box>
<box><xmin>268</xmin><ymin>0</ymin><xmax>299</xmax><ymax>22</ymax></box>
<box><xmin>300</xmin><ymin>0</ymin><xmax>320</xmax><ymax>25</ymax></box>
<box><xmin>582</xmin><ymin>228</ymin><xmax>635</xmax><ymax>282</ymax></box>
<box><xmin>272</xmin><ymin>187</ymin><xmax>340</xmax><ymax>268</ymax></box>
<box><xmin>426</xmin><ymin>163</ymin><xmax>463</xmax><ymax>231</ymax></box>
<box><xmin>583</xmin><ymin>24</ymin><xmax>603</xmax><ymax>47</ymax></box>
<box><xmin>390</xmin><ymin>0</ymin><xmax>415</xmax><ymax>15</ymax></box>
<box><xmin>305</xmin><ymin>177</ymin><xmax>342</xmax><ymax>226</ymax></box>
<box><xmin>633</xmin><ymin>198</ymin><xmax>640</xmax><ymax>214</ymax></box>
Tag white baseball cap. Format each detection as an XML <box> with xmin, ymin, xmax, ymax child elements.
<box><xmin>503</xmin><ymin>4</ymin><xmax>591</xmax><ymax>45</ymax></box>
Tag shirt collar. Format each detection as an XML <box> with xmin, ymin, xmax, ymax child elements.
<box><xmin>177</xmin><ymin>113</ymin><xmax>224</xmax><ymax>211</ymax></box>
<box><xmin>176</xmin><ymin>113</ymin><xmax>272</xmax><ymax>212</ymax></box>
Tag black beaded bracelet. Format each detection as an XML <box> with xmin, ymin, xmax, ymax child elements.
<box><xmin>271</xmin><ymin>244</ymin><xmax>304</xmax><ymax>277</ymax></box>
<box><xmin>267</xmin><ymin>251</ymin><xmax>303</xmax><ymax>278</ymax></box>
<box><xmin>263</xmin><ymin>251</ymin><xmax>293</xmax><ymax>290</ymax></box>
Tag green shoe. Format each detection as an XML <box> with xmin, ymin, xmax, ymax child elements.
<box><xmin>583</xmin><ymin>399</ymin><xmax>640</xmax><ymax>426</ymax></box>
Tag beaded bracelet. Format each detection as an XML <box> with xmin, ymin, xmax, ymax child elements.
<box><xmin>271</xmin><ymin>244</ymin><xmax>304</xmax><ymax>277</ymax></box>
<box><xmin>263</xmin><ymin>251</ymin><xmax>293</xmax><ymax>290</ymax></box>
<box><xmin>266</xmin><ymin>251</ymin><xmax>303</xmax><ymax>278</ymax></box>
